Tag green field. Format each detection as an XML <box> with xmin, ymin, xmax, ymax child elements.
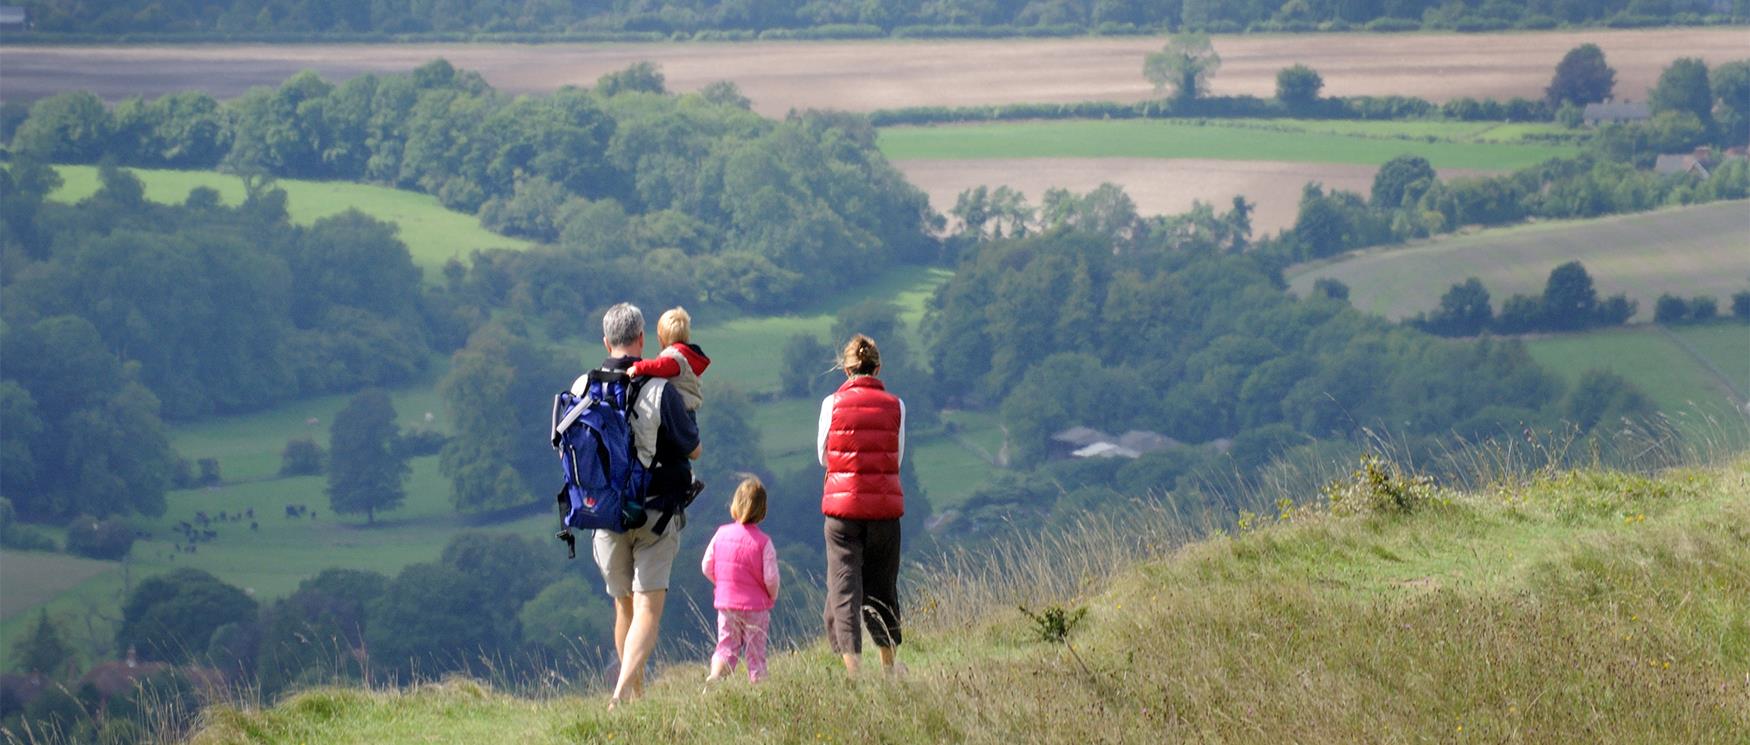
<box><xmin>1525</xmin><ymin>324</ymin><xmax>1750</xmax><ymax>443</ymax></box>
<box><xmin>876</xmin><ymin>118</ymin><xmax>1578</xmax><ymax>170</ymax></box>
<box><xmin>1289</xmin><ymin>201</ymin><xmax>1750</xmax><ymax>323</ymax></box>
<box><xmin>47</xmin><ymin>166</ymin><xmax>527</xmax><ymax>273</ymax></box>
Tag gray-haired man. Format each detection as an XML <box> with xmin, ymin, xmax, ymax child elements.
<box><xmin>582</xmin><ymin>302</ymin><xmax>701</xmax><ymax>707</ymax></box>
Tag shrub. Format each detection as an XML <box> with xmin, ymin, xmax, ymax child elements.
<box><xmin>280</xmin><ymin>438</ymin><xmax>325</xmax><ymax>476</ymax></box>
<box><xmin>1322</xmin><ymin>455</ymin><xmax>1441</xmax><ymax>517</ymax></box>
<box><xmin>1731</xmin><ymin>290</ymin><xmax>1750</xmax><ymax>321</ymax></box>
<box><xmin>393</xmin><ymin>429</ymin><xmax>448</xmax><ymax>458</ymax></box>
<box><xmin>65</xmin><ymin>515</ymin><xmax>135</xmax><ymax>560</ymax></box>
<box><xmin>0</xmin><ymin>498</ymin><xmax>56</xmax><ymax>551</ymax></box>
<box><xmin>1364</xmin><ymin>17</ymin><xmax>1421</xmax><ymax>32</ymax></box>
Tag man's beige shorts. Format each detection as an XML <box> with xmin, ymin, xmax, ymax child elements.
<box><xmin>592</xmin><ymin>515</ymin><xmax>681</xmax><ymax>597</ymax></box>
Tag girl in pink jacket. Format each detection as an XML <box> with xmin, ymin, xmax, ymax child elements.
<box><xmin>701</xmin><ymin>477</ymin><xmax>780</xmax><ymax>682</ymax></box>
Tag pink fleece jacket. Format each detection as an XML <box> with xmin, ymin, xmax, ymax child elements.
<box><xmin>701</xmin><ymin>523</ymin><xmax>780</xmax><ymax>611</ymax></box>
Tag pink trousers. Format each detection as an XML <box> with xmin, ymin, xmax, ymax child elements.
<box><xmin>712</xmin><ymin>609</ymin><xmax>771</xmax><ymax>682</ymax></box>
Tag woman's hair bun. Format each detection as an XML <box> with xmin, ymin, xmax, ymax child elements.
<box><xmin>841</xmin><ymin>334</ymin><xmax>881</xmax><ymax>375</ymax></box>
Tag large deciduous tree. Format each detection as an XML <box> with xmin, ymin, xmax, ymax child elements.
<box><xmin>1541</xmin><ymin>261</ymin><xmax>1599</xmax><ymax>331</ymax></box>
<box><xmin>115</xmin><ymin>569</ymin><xmax>258</xmax><ymax>665</ymax></box>
<box><xmin>1545</xmin><ymin>43</ymin><xmax>1615</xmax><ymax>106</ymax></box>
<box><xmin>327</xmin><ymin>388</ymin><xmax>408</xmax><ymax>524</ymax></box>
<box><xmin>1371</xmin><ymin>154</ymin><xmax>1438</xmax><ymax>209</ymax></box>
<box><xmin>1144</xmin><ymin>33</ymin><xmax>1221</xmax><ymax>103</ymax></box>
<box><xmin>438</xmin><ymin>324</ymin><xmax>573</xmax><ymax>513</ymax></box>
<box><xmin>1650</xmin><ymin>58</ymin><xmax>1714</xmax><ymax>124</ymax></box>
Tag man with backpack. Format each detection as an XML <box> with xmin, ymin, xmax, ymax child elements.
<box><xmin>583</xmin><ymin>302</ymin><xmax>701</xmax><ymax>708</ymax></box>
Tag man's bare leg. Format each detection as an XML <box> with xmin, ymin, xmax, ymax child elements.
<box><xmin>841</xmin><ymin>653</ymin><xmax>859</xmax><ymax>675</ymax></box>
<box><xmin>612</xmin><ymin>589</ymin><xmax>667</xmax><ymax>703</ymax></box>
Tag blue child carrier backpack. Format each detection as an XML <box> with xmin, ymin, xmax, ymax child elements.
<box><xmin>552</xmin><ymin>369</ymin><xmax>650</xmax><ymax>558</ymax></box>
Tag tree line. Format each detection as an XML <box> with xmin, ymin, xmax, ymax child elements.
<box><xmin>1269</xmin><ymin>54</ymin><xmax>1750</xmax><ymax>266</ymax></box>
<box><xmin>13</xmin><ymin>0</ymin><xmax>1745</xmax><ymax>38</ymax></box>
<box><xmin>6</xmin><ymin>60</ymin><xmax>937</xmax><ymax>313</ymax></box>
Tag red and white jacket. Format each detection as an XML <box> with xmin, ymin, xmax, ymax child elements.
<box><xmin>817</xmin><ymin>375</ymin><xmax>906</xmax><ymax>521</ymax></box>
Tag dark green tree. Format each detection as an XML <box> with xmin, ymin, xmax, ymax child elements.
<box><xmin>11</xmin><ymin>611</ymin><xmax>72</xmax><ymax>677</ymax></box>
<box><xmin>1732</xmin><ymin>290</ymin><xmax>1750</xmax><ymax>321</ymax></box>
<box><xmin>781</xmin><ymin>333</ymin><xmax>835</xmax><ymax>398</ymax></box>
<box><xmin>1650</xmin><ymin>58</ymin><xmax>1714</xmax><ymax>124</ymax></box>
<box><xmin>1420</xmin><ymin>277</ymin><xmax>1494</xmax><ymax>337</ymax></box>
<box><xmin>280</xmin><ymin>438</ymin><xmax>326</xmax><ymax>476</ymax></box>
<box><xmin>115</xmin><ymin>569</ymin><xmax>258</xmax><ymax>665</ymax></box>
<box><xmin>10</xmin><ymin>92</ymin><xmax>114</xmax><ymax>163</ymax></box>
<box><xmin>364</xmin><ymin>562</ymin><xmax>497</xmax><ymax>679</ymax></box>
<box><xmin>256</xmin><ymin>568</ymin><xmax>388</xmax><ymax>696</ymax></box>
<box><xmin>1311</xmin><ymin>278</ymin><xmax>1349</xmax><ymax>302</ymax></box>
<box><xmin>1712</xmin><ymin>60</ymin><xmax>1750</xmax><ymax>144</ymax></box>
<box><xmin>517</xmin><ymin>576</ymin><xmax>613</xmax><ymax>660</ymax></box>
<box><xmin>1371</xmin><ymin>154</ymin><xmax>1438</xmax><ymax>208</ymax></box>
<box><xmin>438</xmin><ymin>324</ymin><xmax>574</xmax><ymax>512</ymax></box>
<box><xmin>1654</xmin><ymin>294</ymin><xmax>1689</xmax><ymax>324</ymax></box>
<box><xmin>1541</xmin><ymin>261</ymin><xmax>1598</xmax><ymax>331</ymax></box>
<box><xmin>1689</xmin><ymin>295</ymin><xmax>1718</xmax><ymax>321</ymax></box>
<box><xmin>327</xmin><ymin>389</ymin><xmax>408</xmax><ymax>524</ymax></box>
<box><xmin>1293</xmin><ymin>186</ymin><xmax>1350</xmax><ymax>258</ymax></box>
<box><xmin>1275</xmin><ymin>64</ymin><xmax>1324</xmax><ymax>108</ymax></box>
<box><xmin>1545</xmin><ymin>43</ymin><xmax>1615</xmax><ymax>106</ymax></box>
<box><xmin>1562</xmin><ymin>369</ymin><xmax>1651</xmax><ymax>432</ymax></box>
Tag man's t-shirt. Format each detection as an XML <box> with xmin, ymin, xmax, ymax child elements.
<box><xmin>602</xmin><ymin>355</ymin><xmax>699</xmax><ymax>510</ymax></box>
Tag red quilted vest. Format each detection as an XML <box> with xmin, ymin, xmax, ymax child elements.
<box><xmin>821</xmin><ymin>376</ymin><xmax>904</xmax><ymax>520</ymax></box>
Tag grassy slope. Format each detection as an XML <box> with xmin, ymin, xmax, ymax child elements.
<box><xmin>1524</xmin><ymin>324</ymin><xmax>1750</xmax><ymax>425</ymax></box>
<box><xmin>1286</xmin><ymin>200</ymin><xmax>1750</xmax><ymax>323</ymax></box>
<box><xmin>876</xmin><ymin>119</ymin><xmax>1576</xmax><ymax>170</ymax></box>
<box><xmin>48</xmin><ymin>166</ymin><xmax>527</xmax><ymax>274</ymax></box>
<box><xmin>192</xmin><ymin>460</ymin><xmax>1750</xmax><ymax>744</ymax></box>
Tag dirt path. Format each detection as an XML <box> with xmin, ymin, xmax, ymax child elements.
<box><xmin>3</xmin><ymin>28</ymin><xmax>1743</xmax><ymax>115</ymax></box>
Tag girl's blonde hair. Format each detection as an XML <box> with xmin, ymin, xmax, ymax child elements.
<box><xmin>840</xmin><ymin>334</ymin><xmax>880</xmax><ymax>376</ymax></box>
<box><xmin>657</xmin><ymin>307</ymin><xmax>691</xmax><ymax>347</ymax></box>
<box><xmin>730</xmin><ymin>476</ymin><xmax>767</xmax><ymax>525</ymax></box>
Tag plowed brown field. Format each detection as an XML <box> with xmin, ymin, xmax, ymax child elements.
<box><xmin>3</xmin><ymin>28</ymin><xmax>1742</xmax><ymax>116</ymax></box>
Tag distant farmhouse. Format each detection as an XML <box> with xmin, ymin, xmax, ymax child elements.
<box><xmin>1050</xmin><ymin>426</ymin><xmax>1180</xmax><ymax>460</ymax></box>
<box><xmin>1654</xmin><ymin>146</ymin><xmax>1749</xmax><ymax>178</ymax></box>
<box><xmin>1582</xmin><ymin>100</ymin><xmax>1651</xmax><ymax>126</ymax></box>
<box><xmin>0</xmin><ymin>6</ymin><xmax>25</xmax><ymax>30</ymax></box>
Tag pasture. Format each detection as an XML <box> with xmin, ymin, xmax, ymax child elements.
<box><xmin>48</xmin><ymin>165</ymin><xmax>527</xmax><ymax>274</ymax></box>
<box><xmin>1524</xmin><ymin>324</ymin><xmax>1750</xmax><ymax>444</ymax></box>
<box><xmin>876</xmin><ymin>119</ymin><xmax>1577</xmax><ymax>169</ymax></box>
<box><xmin>1287</xmin><ymin>201</ymin><xmax>1750</xmax><ymax>323</ymax></box>
<box><xmin>4</xmin><ymin>28</ymin><xmax>1744</xmax><ymax>115</ymax></box>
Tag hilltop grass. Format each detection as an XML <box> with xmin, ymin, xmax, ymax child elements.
<box><xmin>191</xmin><ymin>459</ymin><xmax>1750</xmax><ymax>744</ymax></box>
<box><xmin>875</xmin><ymin>118</ymin><xmax>1577</xmax><ymax>170</ymax></box>
<box><xmin>47</xmin><ymin>166</ymin><xmax>526</xmax><ymax>274</ymax></box>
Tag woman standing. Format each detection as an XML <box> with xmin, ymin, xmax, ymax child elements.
<box><xmin>816</xmin><ymin>334</ymin><xmax>906</xmax><ymax>676</ymax></box>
